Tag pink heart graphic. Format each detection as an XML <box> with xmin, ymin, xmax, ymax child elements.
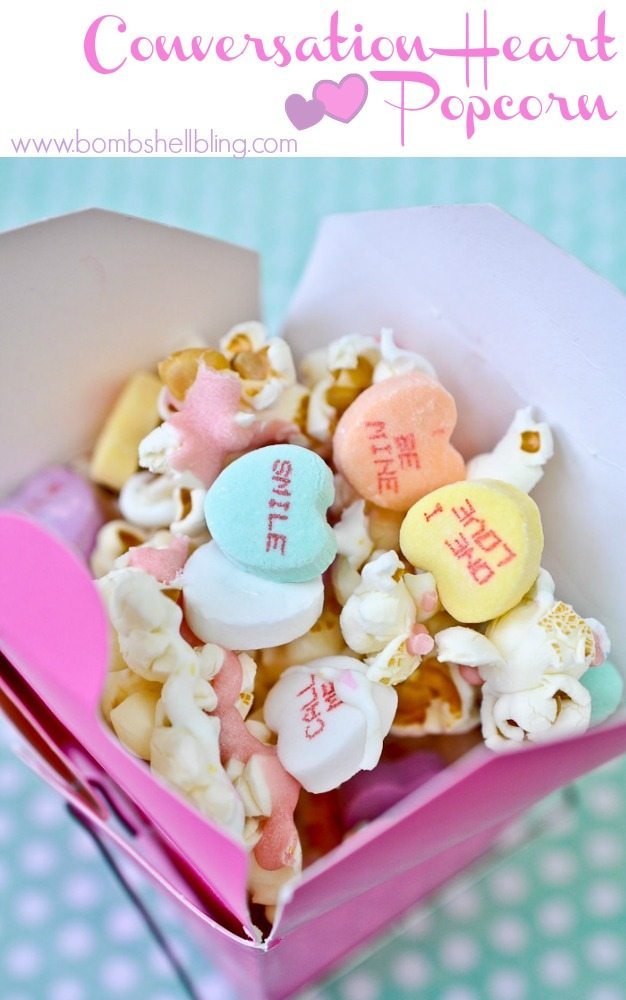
<box><xmin>313</xmin><ymin>74</ymin><xmax>368</xmax><ymax>123</ymax></box>
<box><xmin>285</xmin><ymin>94</ymin><xmax>325</xmax><ymax>130</ymax></box>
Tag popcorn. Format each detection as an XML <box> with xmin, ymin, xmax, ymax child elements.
<box><xmin>435</xmin><ymin>569</ymin><xmax>609</xmax><ymax>749</ymax></box>
<box><xmin>372</xmin><ymin>328</ymin><xmax>437</xmax><ymax>383</ymax></box>
<box><xmin>158</xmin><ymin>346</ymin><xmax>229</xmax><ymax>400</ymax></box>
<box><xmin>466</xmin><ymin>407</ymin><xmax>554</xmax><ymax>493</ymax></box>
<box><xmin>304</xmin><ymin>334</ymin><xmax>378</xmax><ymax>443</ymax></box>
<box><xmin>91</xmin><ymin>520</ymin><xmax>150</xmax><ymax>578</ymax></box>
<box><xmin>71</xmin><ymin>319</ymin><xmax>613</xmax><ymax>925</ymax></box>
<box><xmin>340</xmin><ymin>550</ymin><xmax>416</xmax><ymax>655</ymax></box>
<box><xmin>333</xmin><ymin>499</ymin><xmax>374</xmax><ymax>569</ymax></box>
<box><xmin>392</xmin><ymin>657</ymin><xmax>481</xmax><ymax>737</ymax></box>
<box><xmin>219</xmin><ymin>321</ymin><xmax>297</xmax><ymax>411</ymax></box>
<box><xmin>119</xmin><ymin>470</ymin><xmax>179</xmax><ymax>529</ymax></box>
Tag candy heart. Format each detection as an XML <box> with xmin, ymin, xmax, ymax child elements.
<box><xmin>90</xmin><ymin>370</ymin><xmax>162</xmax><ymax>491</ymax></box>
<box><xmin>2</xmin><ymin>464</ymin><xmax>105</xmax><ymax>559</ymax></box>
<box><xmin>337</xmin><ymin>751</ymin><xmax>445</xmax><ymax>828</ymax></box>
<box><xmin>400</xmin><ymin>480</ymin><xmax>544</xmax><ymax>623</ymax></box>
<box><xmin>333</xmin><ymin>372</ymin><xmax>465</xmax><ymax>512</ymax></box>
<box><xmin>205</xmin><ymin>444</ymin><xmax>336</xmax><ymax>583</ymax></box>
<box><xmin>181</xmin><ymin>540</ymin><xmax>324</xmax><ymax>649</ymax></box>
<box><xmin>263</xmin><ymin>656</ymin><xmax>397</xmax><ymax>793</ymax></box>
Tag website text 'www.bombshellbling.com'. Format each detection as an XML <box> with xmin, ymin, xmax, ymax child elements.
<box><xmin>9</xmin><ymin>129</ymin><xmax>298</xmax><ymax>158</ymax></box>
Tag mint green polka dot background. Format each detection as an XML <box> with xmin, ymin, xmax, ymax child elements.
<box><xmin>0</xmin><ymin>157</ymin><xmax>625</xmax><ymax>1000</ymax></box>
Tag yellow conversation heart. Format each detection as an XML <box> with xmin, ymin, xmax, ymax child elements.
<box><xmin>90</xmin><ymin>371</ymin><xmax>162</xmax><ymax>491</ymax></box>
<box><xmin>400</xmin><ymin>480</ymin><xmax>543</xmax><ymax>623</ymax></box>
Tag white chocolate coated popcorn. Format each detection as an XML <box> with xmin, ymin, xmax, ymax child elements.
<box><xmin>333</xmin><ymin>499</ymin><xmax>374</xmax><ymax>570</ymax></box>
<box><xmin>372</xmin><ymin>328</ymin><xmax>437</xmax><ymax>383</ymax></box>
<box><xmin>99</xmin><ymin>567</ymin><xmax>244</xmax><ymax>834</ymax></box>
<box><xmin>435</xmin><ymin>569</ymin><xmax>606</xmax><ymax>749</ymax></box>
<box><xmin>119</xmin><ymin>471</ymin><xmax>178</xmax><ymax>529</ymax></box>
<box><xmin>340</xmin><ymin>550</ymin><xmax>416</xmax><ymax>654</ymax></box>
<box><xmin>466</xmin><ymin>407</ymin><xmax>554</xmax><ymax>494</ymax></box>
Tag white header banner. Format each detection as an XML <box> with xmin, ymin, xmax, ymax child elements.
<box><xmin>1</xmin><ymin>0</ymin><xmax>625</xmax><ymax>156</ymax></box>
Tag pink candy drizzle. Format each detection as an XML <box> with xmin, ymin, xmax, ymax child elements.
<box><xmin>128</xmin><ymin>536</ymin><xmax>189</xmax><ymax>584</ymax></box>
<box><xmin>169</xmin><ymin>365</ymin><xmax>297</xmax><ymax>488</ymax></box>
<box><xmin>212</xmin><ymin>650</ymin><xmax>300</xmax><ymax>871</ymax></box>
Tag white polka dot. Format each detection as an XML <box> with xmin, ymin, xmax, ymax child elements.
<box><xmin>539</xmin><ymin>849</ymin><xmax>576</xmax><ymax>885</ymax></box>
<box><xmin>20</xmin><ymin>840</ymin><xmax>59</xmax><ymax>875</ymax></box>
<box><xmin>15</xmin><ymin>891</ymin><xmax>52</xmax><ymax>926</ymax></box>
<box><xmin>586</xmin><ymin>881</ymin><xmax>624</xmax><ymax>918</ymax></box>
<box><xmin>196</xmin><ymin>973</ymin><xmax>235</xmax><ymax>1000</ymax></box>
<box><xmin>56</xmin><ymin>922</ymin><xmax>95</xmax><ymax>959</ymax></box>
<box><xmin>586</xmin><ymin>933</ymin><xmax>624</xmax><ymax>970</ymax></box>
<box><xmin>539</xmin><ymin>949</ymin><xmax>577</xmax><ymax>987</ymax></box>
<box><xmin>440</xmin><ymin>987</ymin><xmax>479</xmax><ymax>1000</ymax></box>
<box><xmin>586</xmin><ymin>783</ymin><xmax>622</xmax><ymax>819</ymax></box>
<box><xmin>403</xmin><ymin>908</ymin><xmax>435</xmax><ymax>939</ymax></box>
<box><xmin>0</xmin><ymin>858</ymin><xmax>8</xmax><ymax>889</ymax></box>
<box><xmin>445</xmin><ymin>886</ymin><xmax>482</xmax><ymax>921</ymax></box>
<box><xmin>105</xmin><ymin>906</ymin><xmax>144</xmax><ymax>942</ymax></box>
<box><xmin>100</xmin><ymin>956</ymin><xmax>140</xmax><ymax>992</ymax></box>
<box><xmin>584</xmin><ymin>831</ymin><xmax>623</xmax><ymax>868</ymax></box>
<box><xmin>68</xmin><ymin>827</ymin><xmax>98</xmax><ymax>861</ymax></box>
<box><xmin>588</xmin><ymin>986</ymin><xmax>625</xmax><ymax>1000</ymax></box>
<box><xmin>0</xmin><ymin>812</ymin><xmax>14</xmax><ymax>843</ymax></box>
<box><xmin>536</xmin><ymin>899</ymin><xmax>575</xmax><ymax>936</ymax></box>
<box><xmin>489</xmin><ymin>867</ymin><xmax>529</xmax><ymax>904</ymax></box>
<box><xmin>487</xmin><ymin>968</ymin><xmax>528</xmax><ymax>1000</ymax></box>
<box><xmin>489</xmin><ymin>916</ymin><xmax>529</xmax><ymax>953</ymax></box>
<box><xmin>341</xmin><ymin>971</ymin><xmax>380</xmax><ymax>1000</ymax></box>
<box><xmin>0</xmin><ymin>761</ymin><xmax>25</xmax><ymax>793</ymax></box>
<box><xmin>440</xmin><ymin>934</ymin><xmax>480</xmax><ymax>972</ymax></box>
<box><xmin>48</xmin><ymin>979</ymin><xmax>86</xmax><ymax>1000</ymax></box>
<box><xmin>4</xmin><ymin>942</ymin><xmax>42</xmax><ymax>978</ymax></box>
<box><xmin>62</xmin><ymin>873</ymin><xmax>102</xmax><ymax>909</ymax></box>
<box><xmin>29</xmin><ymin>791</ymin><xmax>64</xmax><ymax>828</ymax></box>
<box><xmin>391</xmin><ymin>951</ymin><xmax>431</xmax><ymax>989</ymax></box>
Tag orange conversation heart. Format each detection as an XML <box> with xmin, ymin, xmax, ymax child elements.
<box><xmin>332</xmin><ymin>372</ymin><xmax>465</xmax><ymax>512</ymax></box>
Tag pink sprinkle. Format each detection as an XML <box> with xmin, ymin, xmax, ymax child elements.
<box><xmin>458</xmin><ymin>664</ymin><xmax>485</xmax><ymax>686</ymax></box>
<box><xmin>128</xmin><ymin>536</ymin><xmax>189</xmax><ymax>584</ymax></box>
<box><xmin>406</xmin><ymin>624</ymin><xmax>435</xmax><ymax>657</ymax></box>
<box><xmin>420</xmin><ymin>590</ymin><xmax>438</xmax><ymax>613</ymax></box>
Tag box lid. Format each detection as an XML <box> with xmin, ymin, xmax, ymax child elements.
<box><xmin>0</xmin><ymin>209</ymin><xmax>260</xmax><ymax>496</ymax></box>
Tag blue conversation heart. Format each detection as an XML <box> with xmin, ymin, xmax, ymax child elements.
<box><xmin>205</xmin><ymin>444</ymin><xmax>336</xmax><ymax>584</ymax></box>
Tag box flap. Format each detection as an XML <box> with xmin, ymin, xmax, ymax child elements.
<box><xmin>0</xmin><ymin>209</ymin><xmax>260</xmax><ymax>496</ymax></box>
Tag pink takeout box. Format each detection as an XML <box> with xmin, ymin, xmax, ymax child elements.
<box><xmin>1</xmin><ymin>206</ymin><xmax>626</xmax><ymax>999</ymax></box>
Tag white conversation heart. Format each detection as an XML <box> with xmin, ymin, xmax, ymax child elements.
<box><xmin>181</xmin><ymin>540</ymin><xmax>324</xmax><ymax>650</ymax></box>
<box><xmin>263</xmin><ymin>656</ymin><xmax>397</xmax><ymax>793</ymax></box>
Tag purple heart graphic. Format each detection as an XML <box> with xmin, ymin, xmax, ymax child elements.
<box><xmin>285</xmin><ymin>94</ymin><xmax>325</xmax><ymax>130</ymax></box>
<box><xmin>313</xmin><ymin>74</ymin><xmax>368</xmax><ymax>123</ymax></box>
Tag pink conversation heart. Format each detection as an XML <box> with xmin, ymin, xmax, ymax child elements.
<box><xmin>285</xmin><ymin>94</ymin><xmax>325</xmax><ymax>130</ymax></box>
<box><xmin>313</xmin><ymin>74</ymin><xmax>368</xmax><ymax>123</ymax></box>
